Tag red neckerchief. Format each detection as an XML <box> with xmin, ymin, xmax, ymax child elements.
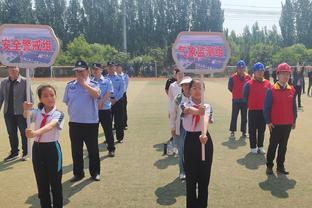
<box><xmin>192</xmin><ymin>104</ymin><xmax>201</xmax><ymax>131</ymax></box>
<box><xmin>37</xmin><ymin>113</ymin><xmax>49</xmax><ymax>142</ymax></box>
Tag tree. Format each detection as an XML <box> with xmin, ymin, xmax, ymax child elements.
<box><xmin>2</xmin><ymin>0</ymin><xmax>34</xmax><ymax>24</ymax></box>
<box><xmin>34</xmin><ymin>0</ymin><xmax>66</xmax><ymax>41</ymax></box>
<box><xmin>280</xmin><ymin>0</ymin><xmax>296</xmax><ymax>46</ymax></box>
<box><xmin>64</xmin><ymin>0</ymin><xmax>85</xmax><ymax>45</ymax></box>
<box><xmin>249</xmin><ymin>43</ymin><xmax>274</xmax><ymax>66</ymax></box>
<box><xmin>295</xmin><ymin>0</ymin><xmax>312</xmax><ymax>47</ymax></box>
<box><xmin>208</xmin><ymin>0</ymin><xmax>224</xmax><ymax>32</ymax></box>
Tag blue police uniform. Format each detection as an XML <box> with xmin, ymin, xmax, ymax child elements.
<box><xmin>120</xmin><ymin>72</ymin><xmax>129</xmax><ymax>128</ymax></box>
<box><xmin>63</xmin><ymin>60</ymin><xmax>101</xmax><ymax>181</ymax></box>
<box><xmin>63</xmin><ymin>78</ymin><xmax>99</xmax><ymax>123</ymax></box>
<box><xmin>92</xmin><ymin>75</ymin><xmax>116</xmax><ymax>153</ymax></box>
<box><xmin>106</xmin><ymin>72</ymin><xmax>125</xmax><ymax>142</ymax></box>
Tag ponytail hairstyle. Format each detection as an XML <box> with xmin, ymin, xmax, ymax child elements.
<box><xmin>37</xmin><ymin>84</ymin><xmax>57</xmax><ymax>109</ymax></box>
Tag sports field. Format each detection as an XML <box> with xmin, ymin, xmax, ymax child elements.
<box><xmin>0</xmin><ymin>78</ymin><xmax>311</xmax><ymax>208</ymax></box>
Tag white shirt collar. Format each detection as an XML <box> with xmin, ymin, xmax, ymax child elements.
<box><xmin>41</xmin><ymin>106</ymin><xmax>57</xmax><ymax>116</ymax></box>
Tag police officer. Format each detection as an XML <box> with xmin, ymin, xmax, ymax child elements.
<box><xmin>264</xmin><ymin>63</ymin><xmax>297</xmax><ymax>175</ymax></box>
<box><xmin>106</xmin><ymin>62</ymin><xmax>125</xmax><ymax>143</ymax></box>
<box><xmin>243</xmin><ymin>62</ymin><xmax>271</xmax><ymax>154</ymax></box>
<box><xmin>63</xmin><ymin>60</ymin><xmax>101</xmax><ymax>182</ymax></box>
<box><xmin>116</xmin><ymin>64</ymin><xmax>129</xmax><ymax>130</ymax></box>
<box><xmin>228</xmin><ymin>60</ymin><xmax>251</xmax><ymax>138</ymax></box>
<box><xmin>91</xmin><ymin>63</ymin><xmax>116</xmax><ymax>157</ymax></box>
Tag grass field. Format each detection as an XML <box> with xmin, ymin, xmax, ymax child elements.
<box><xmin>0</xmin><ymin>78</ymin><xmax>311</xmax><ymax>208</ymax></box>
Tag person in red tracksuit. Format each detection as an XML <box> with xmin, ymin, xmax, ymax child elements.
<box><xmin>228</xmin><ymin>60</ymin><xmax>251</xmax><ymax>139</ymax></box>
<box><xmin>243</xmin><ymin>62</ymin><xmax>271</xmax><ymax>154</ymax></box>
<box><xmin>264</xmin><ymin>63</ymin><xmax>297</xmax><ymax>175</ymax></box>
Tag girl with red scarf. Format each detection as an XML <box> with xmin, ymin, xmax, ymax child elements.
<box><xmin>182</xmin><ymin>79</ymin><xmax>213</xmax><ymax>208</ymax></box>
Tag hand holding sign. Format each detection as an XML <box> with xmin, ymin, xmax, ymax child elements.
<box><xmin>172</xmin><ymin>32</ymin><xmax>231</xmax><ymax>161</ymax></box>
<box><xmin>0</xmin><ymin>24</ymin><xmax>60</xmax><ymax>158</ymax></box>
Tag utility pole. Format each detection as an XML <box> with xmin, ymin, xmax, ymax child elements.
<box><xmin>122</xmin><ymin>0</ymin><xmax>127</xmax><ymax>52</ymax></box>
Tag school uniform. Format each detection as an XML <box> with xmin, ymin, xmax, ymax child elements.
<box><xmin>106</xmin><ymin>73</ymin><xmax>125</xmax><ymax>142</ymax></box>
<box><xmin>63</xmin><ymin>77</ymin><xmax>101</xmax><ymax>178</ymax></box>
<box><xmin>244</xmin><ymin>78</ymin><xmax>271</xmax><ymax>150</ymax></box>
<box><xmin>182</xmin><ymin>99</ymin><xmax>213</xmax><ymax>208</ymax></box>
<box><xmin>92</xmin><ymin>75</ymin><xmax>115</xmax><ymax>153</ymax></box>
<box><xmin>31</xmin><ymin>107</ymin><xmax>64</xmax><ymax>208</ymax></box>
<box><xmin>169</xmin><ymin>93</ymin><xmax>190</xmax><ymax>176</ymax></box>
<box><xmin>228</xmin><ymin>72</ymin><xmax>250</xmax><ymax>134</ymax></box>
<box><xmin>119</xmin><ymin>72</ymin><xmax>129</xmax><ymax>128</ymax></box>
<box><xmin>264</xmin><ymin>82</ymin><xmax>297</xmax><ymax>171</ymax></box>
<box><xmin>168</xmin><ymin>81</ymin><xmax>182</xmax><ymax>112</ymax></box>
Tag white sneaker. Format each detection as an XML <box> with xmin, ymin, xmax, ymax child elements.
<box><xmin>258</xmin><ymin>147</ymin><xmax>266</xmax><ymax>154</ymax></box>
<box><xmin>179</xmin><ymin>173</ymin><xmax>186</xmax><ymax>180</ymax></box>
<box><xmin>22</xmin><ymin>155</ymin><xmax>29</xmax><ymax>161</ymax></box>
<box><xmin>250</xmin><ymin>148</ymin><xmax>258</xmax><ymax>154</ymax></box>
<box><xmin>174</xmin><ymin>147</ymin><xmax>179</xmax><ymax>155</ymax></box>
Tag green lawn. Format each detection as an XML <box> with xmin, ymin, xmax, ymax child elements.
<box><xmin>0</xmin><ymin>78</ymin><xmax>311</xmax><ymax>208</ymax></box>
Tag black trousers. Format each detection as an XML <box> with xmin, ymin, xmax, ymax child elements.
<box><xmin>32</xmin><ymin>141</ymin><xmax>63</xmax><ymax>208</ymax></box>
<box><xmin>295</xmin><ymin>85</ymin><xmax>302</xmax><ymax>107</ymax></box>
<box><xmin>4</xmin><ymin>114</ymin><xmax>27</xmax><ymax>155</ymax></box>
<box><xmin>266</xmin><ymin>125</ymin><xmax>292</xmax><ymax>169</ymax></box>
<box><xmin>69</xmin><ymin>122</ymin><xmax>100</xmax><ymax>177</ymax></box>
<box><xmin>184</xmin><ymin>131</ymin><xmax>213</xmax><ymax>208</ymax></box>
<box><xmin>308</xmin><ymin>80</ymin><xmax>312</xmax><ymax>96</ymax></box>
<box><xmin>230</xmin><ymin>101</ymin><xmax>247</xmax><ymax>133</ymax></box>
<box><xmin>112</xmin><ymin>99</ymin><xmax>124</xmax><ymax>141</ymax></box>
<box><xmin>248</xmin><ymin>110</ymin><xmax>266</xmax><ymax>149</ymax></box>
<box><xmin>99</xmin><ymin>109</ymin><xmax>115</xmax><ymax>152</ymax></box>
<box><xmin>123</xmin><ymin>92</ymin><xmax>128</xmax><ymax>127</ymax></box>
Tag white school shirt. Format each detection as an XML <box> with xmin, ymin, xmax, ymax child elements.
<box><xmin>182</xmin><ymin>99</ymin><xmax>211</xmax><ymax>132</ymax></box>
<box><xmin>169</xmin><ymin>93</ymin><xmax>190</xmax><ymax>135</ymax></box>
<box><xmin>168</xmin><ymin>81</ymin><xmax>181</xmax><ymax>112</ymax></box>
<box><xmin>31</xmin><ymin>107</ymin><xmax>65</xmax><ymax>143</ymax></box>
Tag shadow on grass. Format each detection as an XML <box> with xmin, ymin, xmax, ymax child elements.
<box><xmin>153</xmin><ymin>143</ymin><xmax>165</xmax><ymax>153</ymax></box>
<box><xmin>259</xmin><ymin>174</ymin><xmax>296</xmax><ymax>198</ymax></box>
<box><xmin>25</xmin><ymin>177</ymin><xmax>94</xmax><ymax>207</ymax></box>
<box><xmin>237</xmin><ymin>152</ymin><xmax>266</xmax><ymax>170</ymax></box>
<box><xmin>0</xmin><ymin>159</ymin><xmax>23</xmax><ymax>172</ymax></box>
<box><xmin>155</xmin><ymin>177</ymin><xmax>186</xmax><ymax>206</ymax></box>
<box><xmin>222</xmin><ymin>136</ymin><xmax>247</xmax><ymax>150</ymax></box>
<box><xmin>25</xmin><ymin>152</ymin><xmax>110</xmax><ymax>207</ymax></box>
<box><xmin>154</xmin><ymin>155</ymin><xmax>178</xmax><ymax>170</ymax></box>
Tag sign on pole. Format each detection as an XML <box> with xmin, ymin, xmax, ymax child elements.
<box><xmin>0</xmin><ymin>24</ymin><xmax>60</xmax><ymax>158</ymax></box>
<box><xmin>172</xmin><ymin>32</ymin><xmax>231</xmax><ymax>161</ymax></box>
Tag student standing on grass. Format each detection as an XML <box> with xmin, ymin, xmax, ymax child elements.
<box><xmin>264</xmin><ymin>63</ymin><xmax>297</xmax><ymax>175</ymax></box>
<box><xmin>168</xmin><ymin>69</ymin><xmax>184</xmax><ymax>153</ymax></box>
<box><xmin>0</xmin><ymin>66</ymin><xmax>33</xmax><ymax>162</ymax></box>
<box><xmin>228</xmin><ymin>60</ymin><xmax>251</xmax><ymax>139</ymax></box>
<box><xmin>169</xmin><ymin>76</ymin><xmax>192</xmax><ymax>180</ymax></box>
<box><xmin>63</xmin><ymin>60</ymin><xmax>101</xmax><ymax>182</ymax></box>
<box><xmin>243</xmin><ymin>62</ymin><xmax>271</xmax><ymax>154</ymax></box>
<box><xmin>106</xmin><ymin>62</ymin><xmax>125</xmax><ymax>143</ymax></box>
<box><xmin>116</xmin><ymin>64</ymin><xmax>129</xmax><ymax>130</ymax></box>
<box><xmin>23</xmin><ymin>85</ymin><xmax>64</xmax><ymax>208</ymax></box>
<box><xmin>182</xmin><ymin>79</ymin><xmax>213</xmax><ymax>208</ymax></box>
<box><xmin>91</xmin><ymin>63</ymin><xmax>116</xmax><ymax>157</ymax></box>
<box><xmin>308</xmin><ymin>68</ymin><xmax>312</xmax><ymax>97</ymax></box>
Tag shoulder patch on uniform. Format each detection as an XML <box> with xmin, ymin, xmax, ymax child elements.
<box><xmin>67</xmin><ymin>80</ymin><xmax>75</xmax><ymax>85</ymax></box>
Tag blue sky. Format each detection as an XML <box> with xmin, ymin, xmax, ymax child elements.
<box><xmin>221</xmin><ymin>0</ymin><xmax>285</xmax><ymax>34</ymax></box>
